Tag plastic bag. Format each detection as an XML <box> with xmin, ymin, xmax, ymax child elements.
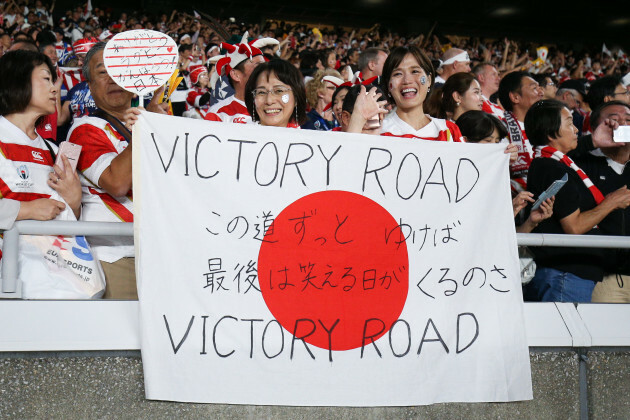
<box><xmin>18</xmin><ymin>234</ymin><xmax>105</xmax><ymax>299</ymax></box>
<box><xmin>519</xmin><ymin>246</ymin><xmax>536</xmax><ymax>285</ymax></box>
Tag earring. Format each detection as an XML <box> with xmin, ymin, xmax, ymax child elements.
<box><xmin>456</xmin><ymin>101</ymin><xmax>460</xmax><ymax>107</ymax></box>
<box><xmin>294</xmin><ymin>106</ymin><xmax>298</xmax><ymax>124</ymax></box>
<box><xmin>251</xmin><ymin>109</ymin><xmax>256</xmax><ymax>122</ymax></box>
<box><xmin>427</xmin><ymin>87</ymin><xmax>431</xmax><ymax>93</ymax></box>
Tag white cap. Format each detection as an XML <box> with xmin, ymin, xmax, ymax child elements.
<box><xmin>322</xmin><ymin>75</ymin><xmax>345</xmax><ymax>88</ymax></box>
<box><xmin>251</xmin><ymin>37</ymin><xmax>279</xmax><ymax>49</ymax></box>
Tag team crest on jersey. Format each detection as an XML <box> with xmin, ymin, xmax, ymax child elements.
<box><xmin>18</xmin><ymin>165</ymin><xmax>29</xmax><ymax>180</ymax></box>
<box><xmin>15</xmin><ymin>165</ymin><xmax>34</xmax><ymax>189</ymax></box>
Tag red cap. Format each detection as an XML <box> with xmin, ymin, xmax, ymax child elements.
<box><xmin>72</xmin><ymin>37</ymin><xmax>98</xmax><ymax>55</ymax></box>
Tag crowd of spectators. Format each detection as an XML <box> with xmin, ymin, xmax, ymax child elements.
<box><xmin>1</xmin><ymin>0</ymin><xmax>630</xmax><ymax>303</ymax></box>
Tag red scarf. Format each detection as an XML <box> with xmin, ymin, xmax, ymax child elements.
<box><xmin>533</xmin><ymin>145</ymin><xmax>604</xmax><ymax>204</ymax></box>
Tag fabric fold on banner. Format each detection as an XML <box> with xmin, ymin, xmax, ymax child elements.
<box><xmin>134</xmin><ymin>112</ymin><xmax>532</xmax><ymax>406</ymax></box>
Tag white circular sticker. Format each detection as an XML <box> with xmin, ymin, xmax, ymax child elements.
<box><xmin>103</xmin><ymin>29</ymin><xmax>178</xmax><ymax>96</ymax></box>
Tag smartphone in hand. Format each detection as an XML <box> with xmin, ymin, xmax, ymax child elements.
<box><xmin>614</xmin><ymin>126</ymin><xmax>630</xmax><ymax>143</ymax></box>
<box><xmin>55</xmin><ymin>142</ymin><xmax>82</xmax><ymax>172</ymax></box>
<box><xmin>532</xmin><ymin>173</ymin><xmax>568</xmax><ymax>211</ymax></box>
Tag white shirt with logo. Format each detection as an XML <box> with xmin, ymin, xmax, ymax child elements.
<box><xmin>0</xmin><ymin>117</ymin><xmax>76</xmax><ymax>257</ymax></box>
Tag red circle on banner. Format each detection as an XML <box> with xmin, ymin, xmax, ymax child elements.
<box><xmin>258</xmin><ymin>190</ymin><xmax>409</xmax><ymax>351</ymax></box>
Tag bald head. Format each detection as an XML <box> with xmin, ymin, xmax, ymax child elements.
<box><xmin>440</xmin><ymin>48</ymin><xmax>471</xmax><ymax>80</ymax></box>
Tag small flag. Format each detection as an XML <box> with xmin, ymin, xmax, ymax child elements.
<box><xmin>602</xmin><ymin>43</ymin><xmax>612</xmax><ymax>57</ymax></box>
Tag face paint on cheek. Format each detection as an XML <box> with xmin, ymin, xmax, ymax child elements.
<box><xmin>420</xmin><ymin>76</ymin><xmax>426</xmax><ymax>85</ymax></box>
<box><xmin>281</xmin><ymin>94</ymin><xmax>289</xmax><ymax>103</ymax></box>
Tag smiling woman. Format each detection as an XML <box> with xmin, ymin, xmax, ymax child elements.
<box><xmin>244</xmin><ymin>59</ymin><xmax>307</xmax><ymax>128</ymax></box>
<box><xmin>441</xmin><ymin>73</ymin><xmax>484</xmax><ymax>121</ymax></box>
<box><xmin>376</xmin><ymin>46</ymin><xmax>465</xmax><ymax>142</ymax></box>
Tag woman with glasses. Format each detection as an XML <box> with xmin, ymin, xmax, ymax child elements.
<box><xmin>244</xmin><ymin>59</ymin><xmax>307</xmax><ymax>128</ymax></box>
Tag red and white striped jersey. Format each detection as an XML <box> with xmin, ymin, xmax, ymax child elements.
<box><xmin>0</xmin><ymin>117</ymin><xmax>58</xmax><ymax>204</ymax></box>
<box><xmin>481</xmin><ymin>95</ymin><xmax>505</xmax><ymax>121</ymax></box>
<box><xmin>381</xmin><ymin>112</ymin><xmax>465</xmax><ymax>142</ymax></box>
<box><xmin>186</xmin><ymin>86</ymin><xmax>211</xmax><ymax>118</ymax></box>
<box><xmin>67</xmin><ymin>116</ymin><xmax>134</xmax><ymax>263</ymax></box>
<box><xmin>58</xmin><ymin>67</ymin><xmax>84</xmax><ymax>94</ymax></box>
<box><xmin>204</xmin><ymin>96</ymin><xmax>251</xmax><ymax>124</ymax></box>
<box><xmin>0</xmin><ymin>117</ymin><xmax>76</xmax><ymax>258</ymax></box>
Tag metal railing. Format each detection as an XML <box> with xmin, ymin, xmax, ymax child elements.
<box><xmin>2</xmin><ymin>220</ymin><xmax>629</xmax><ymax>420</ymax></box>
<box><xmin>3</xmin><ymin>219</ymin><xmax>630</xmax><ymax>296</ymax></box>
<box><xmin>1</xmin><ymin>221</ymin><xmax>133</xmax><ymax>294</ymax></box>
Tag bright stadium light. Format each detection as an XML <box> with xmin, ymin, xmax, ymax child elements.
<box><xmin>490</xmin><ymin>7</ymin><xmax>520</xmax><ymax>17</ymax></box>
<box><xmin>609</xmin><ymin>17</ymin><xmax>630</xmax><ymax>26</ymax></box>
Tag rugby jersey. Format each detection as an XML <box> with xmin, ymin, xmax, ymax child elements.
<box><xmin>204</xmin><ymin>96</ymin><xmax>251</xmax><ymax>124</ymax></box>
<box><xmin>381</xmin><ymin>111</ymin><xmax>465</xmax><ymax>142</ymax></box>
<box><xmin>481</xmin><ymin>95</ymin><xmax>505</xmax><ymax>121</ymax></box>
<box><xmin>0</xmin><ymin>117</ymin><xmax>75</xmax><ymax>258</ymax></box>
<box><xmin>67</xmin><ymin>115</ymin><xmax>134</xmax><ymax>263</ymax></box>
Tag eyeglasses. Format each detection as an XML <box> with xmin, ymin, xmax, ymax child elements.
<box><xmin>252</xmin><ymin>86</ymin><xmax>292</xmax><ymax>99</ymax></box>
<box><xmin>613</xmin><ymin>89</ymin><xmax>630</xmax><ymax>98</ymax></box>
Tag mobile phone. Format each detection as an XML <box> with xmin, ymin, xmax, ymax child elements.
<box><xmin>55</xmin><ymin>142</ymin><xmax>82</xmax><ymax>172</ymax></box>
<box><xmin>532</xmin><ymin>173</ymin><xmax>568</xmax><ymax>211</ymax></box>
<box><xmin>363</xmin><ymin>115</ymin><xmax>381</xmax><ymax>130</ymax></box>
<box><xmin>613</xmin><ymin>126</ymin><xmax>630</xmax><ymax>143</ymax></box>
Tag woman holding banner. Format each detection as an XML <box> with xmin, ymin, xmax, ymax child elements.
<box><xmin>244</xmin><ymin>59</ymin><xmax>307</xmax><ymax>128</ymax></box>
<box><xmin>378</xmin><ymin>46</ymin><xmax>465</xmax><ymax>141</ymax></box>
<box><xmin>341</xmin><ymin>46</ymin><xmax>463</xmax><ymax>141</ymax></box>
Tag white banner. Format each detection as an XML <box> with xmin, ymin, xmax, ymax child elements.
<box><xmin>133</xmin><ymin>112</ymin><xmax>532</xmax><ymax>406</ymax></box>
